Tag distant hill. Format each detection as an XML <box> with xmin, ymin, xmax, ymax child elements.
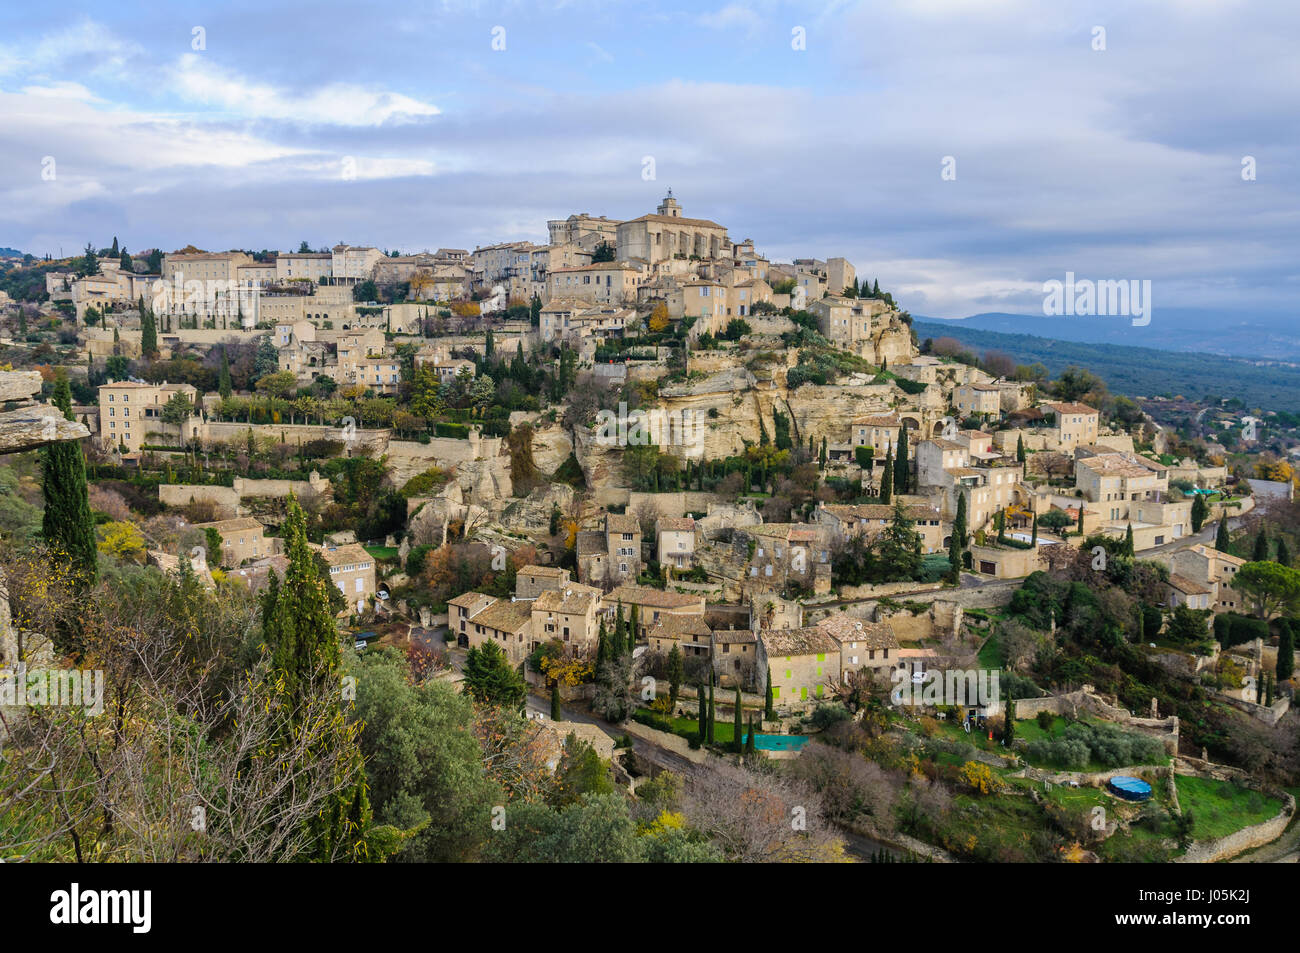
<box><xmin>916</xmin><ymin>309</ymin><xmax>1300</xmax><ymax>362</ymax></box>
<box><xmin>0</xmin><ymin>248</ymin><xmax>25</xmax><ymax>259</ymax></box>
<box><xmin>912</xmin><ymin>320</ymin><xmax>1300</xmax><ymax>413</ymax></box>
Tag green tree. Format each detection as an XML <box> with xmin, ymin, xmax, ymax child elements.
<box><xmin>218</xmin><ymin>346</ymin><xmax>233</xmax><ymax>399</ymax></box>
<box><xmin>765</xmin><ymin>668</ymin><xmax>774</xmax><ymax>718</ymax></box>
<box><xmin>1215</xmin><ymin>518</ymin><xmax>1232</xmax><ymax>554</ymax></box>
<box><xmin>260</xmin><ymin>495</ymin><xmax>377</xmax><ymax>861</ymax></box>
<box><xmin>1190</xmin><ymin>493</ymin><xmax>1208</xmax><ymax>533</ymax></box>
<box><xmin>894</xmin><ymin>428</ymin><xmax>910</xmax><ymax>494</ymax></box>
<box><xmin>877</xmin><ymin>500</ymin><xmax>923</xmax><ymax>582</ymax></box>
<box><xmin>41</xmin><ymin>372</ymin><xmax>97</xmax><ymax>594</ymax></box>
<box><xmin>551</xmin><ymin>680</ymin><xmax>563</xmax><ymax>721</ymax></box>
<box><xmin>880</xmin><ymin>448</ymin><xmax>893</xmax><ymax>503</ymax></box>
<box><xmin>732</xmin><ymin>685</ymin><xmax>743</xmax><ymax>753</ymax></box>
<box><xmin>698</xmin><ymin>682</ymin><xmax>708</xmax><ymax>738</ymax></box>
<box><xmin>140</xmin><ymin>303</ymin><xmax>158</xmax><ymax>359</ymax></box>
<box><xmin>1278</xmin><ymin>537</ymin><xmax>1291</xmax><ymax>567</ymax></box>
<box><xmin>352</xmin><ymin>649</ymin><xmax>496</xmax><ymax>861</ymax></box>
<box><xmin>667</xmin><ymin>643</ymin><xmax>683</xmax><ymax>709</ymax></box>
<box><xmin>1016</xmin><ymin>434</ymin><xmax>1026</xmax><ymax>464</ymax></box>
<box><xmin>463</xmin><ymin>640</ymin><xmax>528</xmax><ymax>709</ymax></box>
<box><xmin>1232</xmin><ymin>562</ymin><xmax>1300</xmax><ymax>619</ymax></box>
<box><xmin>1253</xmin><ymin>528</ymin><xmax>1269</xmax><ymax>562</ymax></box>
<box><xmin>1004</xmin><ymin>694</ymin><xmax>1016</xmax><ymax>746</ymax></box>
<box><xmin>1123</xmin><ymin>523</ymin><xmax>1135</xmax><ymax>558</ymax></box>
<box><xmin>707</xmin><ymin>682</ymin><xmax>715</xmax><ymax>744</ymax></box>
<box><xmin>1276</xmin><ymin>619</ymin><xmax>1294</xmax><ymax>682</ymax></box>
<box><xmin>745</xmin><ymin>714</ymin><xmax>756</xmax><ymax>757</ymax></box>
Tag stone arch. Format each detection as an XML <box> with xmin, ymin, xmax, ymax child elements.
<box><xmin>899</xmin><ymin>414</ymin><xmax>923</xmax><ymax>431</ymax></box>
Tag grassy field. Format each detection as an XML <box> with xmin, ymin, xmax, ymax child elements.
<box><xmin>364</xmin><ymin>545</ymin><xmax>399</xmax><ymax>560</ymax></box>
<box><xmin>1176</xmin><ymin>775</ymin><xmax>1281</xmax><ymax>841</ymax></box>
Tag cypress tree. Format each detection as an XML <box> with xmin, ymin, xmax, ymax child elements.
<box><xmin>1031</xmin><ymin>512</ymin><xmax>1038</xmax><ymax>546</ymax></box>
<box><xmin>42</xmin><ymin>372</ymin><xmax>97</xmax><ymax>591</ymax></box>
<box><xmin>1077</xmin><ymin>504</ymin><xmax>1085</xmax><ymax>534</ymax></box>
<box><xmin>745</xmin><ymin>714</ymin><xmax>756</xmax><ymax>756</ymax></box>
<box><xmin>1278</xmin><ymin>537</ymin><xmax>1291</xmax><ymax>567</ymax></box>
<box><xmin>667</xmin><ymin>643</ymin><xmax>683</xmax><ymax>709</ymax></box>
<box><xmin>1016</xmin><ymin>434</ymin><xmax>1026</xmax><ymax>464</ymax></box>
<box><xmin>1191</xmin><ymin>493</ymin><xmax>1208</xmax><ymax>534</ymax></box>
<box><xmin>1004</xmin><ymin>694</ymin><xmax>1016</xmax><ymax>746</ymax></box>
<box><xmin>1215</xmin><ymin>518</ymin><xmax>1232</xmax><ymax>554</ymax></box>
<box><xmin>765</xmin><ymin>668</ymin><xmax>774</xmax><ymax>718</ymax></box>
<box><xmin>260</xmin><ymin>495</ymin><xmax>374</xmax><ymax>860</ymax></box>
<box><xmin>627</xmin><ymin>604</ymin><xmax>639</xmax><ymax>650</ymax></box>
<box><xmin>947</xmin><ymin>528</ymin><xmax>962</xmax><ymax>582</ymax></box>
<box><xmin>611</xmin><ymin>603</ymin><xmax>625</xmax><ymax>656</ymax></box>
<box><xmin>707</xmin><ymin>682</ymin><xmax>715</xmax><ymax>744</ymax></box>
<box><xmin>218</xmin><ymin>346</ymin><xmax>233</xmax><ymax>399</ymax></box>
<box><xmin>894</xmin><ymin>427</ymin><xmax>909</xmax><ymax>494</ymax></box>
<box><xmin>1253</xmin><ymin>528</ymin><xmax>1269</xmax><ymax>562</ymax></box>
<box><xmin>140</xmin><ymin>303</ymin><xmax>158</xmax><ymax>359</ymax></box>
<box><xmin>1277</xmin><ymin>620</ymin><xmax>1294</xmax><ymax>682</ymax></box>
<box><xmin>551</xmin><ymin>680</ymin><xmax>562</xmax><ymax>721</ymax></box>
<box><xmin>954</xmin><ymin>491</ymin><xmax>967</xmax><ymax>548</ymax></box>
<box><xmin>1124</xmin><ymin>523</ymin><xmax>1135</xmax><ymax>557</ymax></box>
<box><xmin>733</xmin><ymin>685</ymin><xmax>743</xmax><ymax>753</ymax></box>
<box><xmin>698</xmin><ymin>682</ymin><xmax>708</xmax><ymax>739</ymax></box>
<box><xmin>881</xmin><ymin>448</ymin><xmax>893</xmax><ymax>503</ymax></box>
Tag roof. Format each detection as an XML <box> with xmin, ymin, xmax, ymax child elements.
<box><xmin>1168</xmin><ymin>574</ymin><xmax>1212</xmax><ymax>596</ymax></box>
<box><xmin>817</xmin><ymin>616</ymin><xmax>899</xmax><ymax>650</ymax></box>
<box><xmin>605</xmin><ymin>585</ymin><xmax>703</xmax><ymax>610</ymax></box>
<box><xmin>760</xmin><ymin>626</ymin><xmax>840</xmax><ymax>657</ymax></box>
<box><xmin>657</xmin><ymin>517</ymin><xmax>696</xmax><ymax>532</ymax></box>
<box><xmin>473</xmin><ymin>599</ymin><xmax>532</xmax><ymax>634</ymax></box>
<box><xmin>605</xmin><ymin>513</ymin><xmax>640</xmax><ymax>535</ymax></box>
<box><xmin>449</xmin><ymin>592</ymin><xmax>495</xmax><ymax>610</ymax></box>
<box><xmin>533</xmin><ymin>585</ymin><xmax>602</xmax><ymax>615</ymax></box>
<box><xmin>624</xmin><ymin>212</ymin><xmax>726</xmax><ymax>229</ymax></box>
<box><xmin>576</xmin><ymin>530</ymin><xmax>607</xmax><ymax>557</ymax></box>
<box><xmin>822</xmin><ymin>503</ymin><xmax>940</xmax><ymax>522</ymax></box>
<box><xmin>318</xmin><ymin>542</ymin><xmax>372</xmax><ymax>566</ymax></box>
<box><xmin>647</xmin><ymin>614</ymin><xmax>713</xmax><ymax>640</ymax></box>
<box><xmin>518</xmin><ymin>565</ymin><xmax>568</xmax><ymax>578</ymax></box>
<box><xmin>1076</xmin><ymin>453</ymin><xmax>1165</xmax><ymax>479</ymax></box>
<box><xmin>1044</xmin><ymin>402</ymin><xmax>1098</xmax><ymax>416</ymax></box>
<box><xmin>1188</xmin><ymin>543</ymin><xmax>1247</xmax><ymax>566</ymax></box>
<box><xmin>195</xmin><ymin>516</ymin><xmax>264</xmax><ymax>534</ymax></box>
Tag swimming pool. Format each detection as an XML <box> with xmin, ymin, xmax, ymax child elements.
<box><xmin>747</xmin><ymin>734</ymin><xmax>810</xmax><ymax>751</ymax></box>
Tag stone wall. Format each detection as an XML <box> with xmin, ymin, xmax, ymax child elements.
<box><xmin>1174</xmin><ymin>781</ymin><xmax>1294</xmax><ymax>864</ymax></box>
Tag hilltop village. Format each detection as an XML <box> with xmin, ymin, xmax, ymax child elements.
<box><xmin>2</xmin><ymin>194</ymin><xmax>1298</xmax><ymax>863</ymax></box>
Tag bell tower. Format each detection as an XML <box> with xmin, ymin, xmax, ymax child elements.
<box><xmin>656</xmin><ymin>189</ymin><xmax>681</xmax><ymax>218</ymax></box>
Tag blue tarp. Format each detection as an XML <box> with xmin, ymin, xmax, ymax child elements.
<box><xmin>1108</xmin><ymin>776</ymin><xmax>1153</xmax><ymax>801</ymax></box>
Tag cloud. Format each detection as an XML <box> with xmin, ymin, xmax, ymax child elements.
<box><xmin>168</xmin><ymin>55</ymin><xmax>440</xmax><ymax>126</ymax></box>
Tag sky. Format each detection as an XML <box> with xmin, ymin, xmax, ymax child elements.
<box><xmin>1</xmin><ymin>0</ymin><xmax>1297</xmax><ymax>325</ymax></box>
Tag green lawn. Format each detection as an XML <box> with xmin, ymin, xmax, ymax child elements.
<box><xmin>364</xmin><ymin>546</ymin><xmax>399</xmax><ymax>560</ymax></box>
<box><xmin>1176</xmin><ymin>775</ymin><xmax>1281</xmax><ymax>841</ymax></box>
<box><xmin>642</xmin><ymin>709</ymin><xmax>738</xmax><ymax>745</ymax></box>
<box><xmin>977</xmin><ymin>632</ymin><xmax>1001</xmax><ymax>670</ymax></box>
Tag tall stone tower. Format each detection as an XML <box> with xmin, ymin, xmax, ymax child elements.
<box><xmin>656</xmin><ymin>190</ymin><xmax>681</xmax><ymax>218</ymax></box>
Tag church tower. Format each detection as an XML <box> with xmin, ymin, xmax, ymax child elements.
<box><xmin>656</xmin><ymin>189</ymin><xmax>681</xmax><ymax>218</ymax></box>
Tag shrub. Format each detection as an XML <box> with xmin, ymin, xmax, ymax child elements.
<box><xmin>1036</xmin><ymin>710</ymin><xmax>1054</xmax><ymax>731</ymax></box>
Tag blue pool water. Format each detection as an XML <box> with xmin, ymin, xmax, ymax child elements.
<box><xmin>746</xmin><ymin>734</ymin><xmax>810</xmax><ymax>751</ymax></box>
